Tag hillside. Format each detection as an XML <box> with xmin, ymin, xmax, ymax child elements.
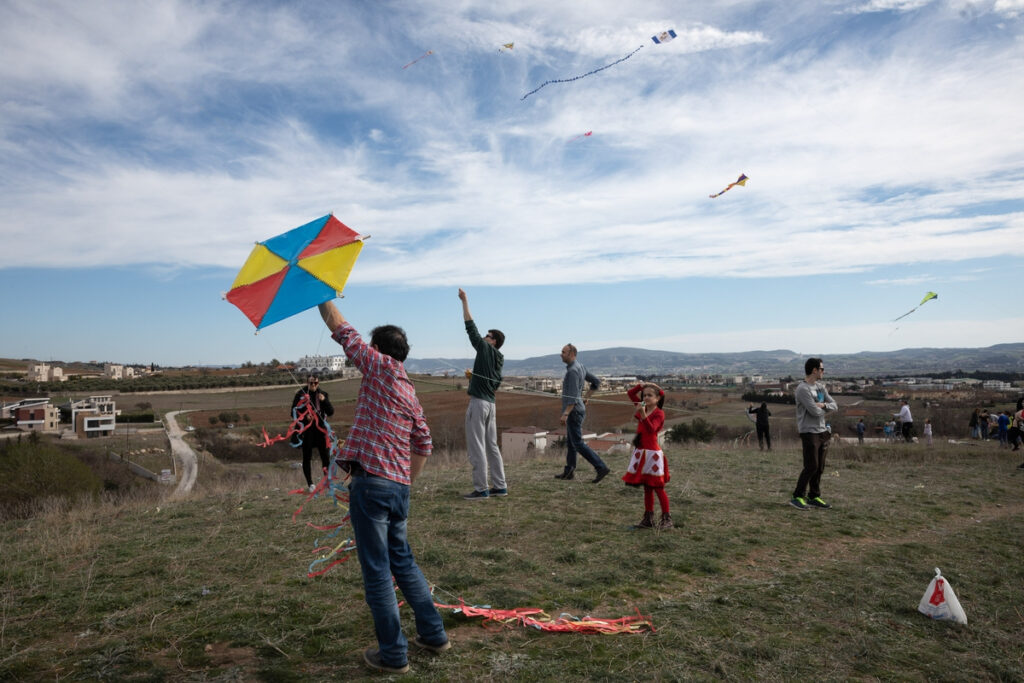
<box><xmin>405</xmin><ymin>343</ymin><xmax>1024</xmax><ymax>377</ymax></box>
<box><xmin>2</xmin><ymin>443</ymin><xmax>1022</xmax><ymax>680</ymax></box>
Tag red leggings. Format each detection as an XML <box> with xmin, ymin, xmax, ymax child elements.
<box><xmin>644</xmin><ymin>485</ymin><xmax>669</xmax><ymax>514</ymax></box>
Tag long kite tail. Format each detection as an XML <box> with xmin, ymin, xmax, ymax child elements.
<box><xmin>892</xmin><ymin>307</ymin><xmax>917</xmax><ymax>322</ymax></box>
<box><xmin>521</xmin><ymin>45</ymin><xmax>644</xmax><ymax>100</ymax></box>
<box><xmin>402</xmin><ymin>50</ymin><xmax>434</xmax><ymax>69</ymax></box>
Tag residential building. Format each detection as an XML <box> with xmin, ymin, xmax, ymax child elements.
<box><xmin>3</xmin><ymin>398</ymin><xmax>61</xmax><ymax>432</ymax></box>
<box><xmin>296</xmin><ymin>354</ymin><xmax>359</xmax><ymax>377</ymax></box>
<box><xmin>67</xmin><ymin>396</ymin><xmax>119</xmax><ymax>438</ymax></box>
<box><xmin>501</xmin><ymin>426</ymin><xmax>549</xmax><ymax>459</ymax></box>
<box><xmin>27</xmin><ymin>363</ymin><xmax>65</xmax><ymax>382</ymax></box>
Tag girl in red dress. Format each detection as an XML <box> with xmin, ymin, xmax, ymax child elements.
<box><xmin>622</xmin><ymin>383</ymin><xmax>671</xmax><ymax>529</ymax></box>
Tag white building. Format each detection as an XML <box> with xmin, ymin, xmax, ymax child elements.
<box><xmin>501</xmin><ymin>427</ymin><xmax>549</xmax><ymax>459</ymax></box>
<box><xmin>103</xmin><ymin>364</ymin><xmax>136</xmax><ymax>380</ymax></box>
<box><xmin>296</xmin><ymin>354</ymin><xmax>359</xmax><ymax>377</ymax></box>
<box><xmin>27</xmin><ymin>363</ymin><xmax>65</xmax><ymax>382</ymax></box>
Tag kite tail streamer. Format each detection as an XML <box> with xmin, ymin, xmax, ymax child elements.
<box><xmin>402</xmin><ymin>50</ymin><xmax>434</xmax><ymax>69</ymax></box>
<box><xmin>432</xmin><ymin>598</ymin><xmax>654</xmax><ymax>634</ymax></box>
<box><xmin>521</xmin><ymin>45</ymin><xmax>643</xmax><ymax>100</ymax></box>
<box><xmin>260</xmin><ymin>399</ymin><xmax>355</xmax><ymax>576</ymax></box>
<box><xmin>427</xmin><ymin>585</ymin><xmax>653</xmax><ymax>634</ymax></box>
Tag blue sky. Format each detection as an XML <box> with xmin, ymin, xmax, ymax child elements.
<box><xmin>1</xmin><ymin>0</ymin><xmax>1022</xmax><ymax>366</ymax></box>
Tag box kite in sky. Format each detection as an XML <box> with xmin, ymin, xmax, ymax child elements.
<box><xmin>226</xmin><ymin>214</ymin><xmax>364</xmax><ymax>330</ymax></box>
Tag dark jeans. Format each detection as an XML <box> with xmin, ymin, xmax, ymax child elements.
<box><xmin>348</xmin><ymin>471</ymin><xmax>447</xmax><ymax>667</ymax></box>
<box><xmin>794</xmin><ymin>432</ymin><xmax>830</xmax><ymax>500</ymax></box>
<box><xmin>301</xmin><ymin>434</ymin><xmax>330</xmax><ymax>486</ymax></box>
<box><xmin>564</xmin><ymin>409</ymin><xmax>607</xmax><ymax>472</ymax></box>
<box><xmin>756</xmin><ymin>424</ymin><xmax>771</xmax><ymax>450</ymax></box>
<box><xmin>901</xmin><ymin>422</ymin><xmax>914</xmax><ymax>443</ymax></box>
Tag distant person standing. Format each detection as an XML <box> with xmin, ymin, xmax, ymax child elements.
<box><xmin>856</xmin><ymin>418</ymin><xmax>866</xmax><ymax>444</ymax></box>
<box><xmin>895</xmin><ymin>399</ymin><xmax>914</xmax><ymax>443</ymax></box>
<box><xmin>457</xmin><ymin>288</ymin><xmax>508</xmax><ymax>501</ymax></box>
<box><xmin>979</xmin><ymin>409</ymin><xmax>991</xmax><ymax>440</ymax></box>
<box><xmin>554</xmin><ymin>344</ymin><xmax>611</xmax><ymax>483</ymax></box>
<box><xmin>997</xmin><ymin>411</ymin><xmax>1010</xmax><ymax>448</ymax></box>
<box><xmin>968</xmin><ymin>408</ymin><xmax>980</xmax><ymax>439</ymax></box>
<box><xmin>623</xmin><ymin>383</ymin><xmax>671</xmax><ymax>529</ymax></box>
<box><xmin>291</xmin><ymin>375</ymin><xmax>335</xmax><ymax>492</ymax></box>
<box><xmin>923</xmin><ymin>418</ymin><xmax>933</xmax><ymax>446</ymax></box>
<box><xmin>790</xmin><ymin>358</ymin><xmax>837</xmax><ymax>510</ymax></box>
<box><xmin>746</xmin><ymin>402</ymin><xmax>772</xmax><ymax>450</ymax></box>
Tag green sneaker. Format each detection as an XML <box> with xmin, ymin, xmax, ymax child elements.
<box><xmin>807</xmin><ymin>497</ymin><xmax>832</xmax><ymax>509</ymax></box>
<box><xmin>789</xmin><ymin>497</ymin><xmax>809</xmax><ymax>510</ymax></box>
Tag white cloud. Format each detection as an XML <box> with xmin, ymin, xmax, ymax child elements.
<box><xmin>1</xmin><ymin>0</ymin><xmax>1022</xmax><ymax>292</ymax></box>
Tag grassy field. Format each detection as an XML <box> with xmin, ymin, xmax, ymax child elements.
<box><xmin>1</xmin><ymin>437</ymin><xmax>1022</xmax><ymax>681</ymax></box>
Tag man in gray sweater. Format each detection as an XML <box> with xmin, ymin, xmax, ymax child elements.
<box><xmin>555</xmin><ymin>344</ymin><xmax>611</xmax><ymax>483</ymax></box>
<box><xmin>791</xmin><ymin>357</ymin><xmax>837</xmax><ymax>510</ymax></box>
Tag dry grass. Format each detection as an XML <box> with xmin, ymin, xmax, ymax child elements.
<box><xmin>1</xmin><ymin>437</ymin><xmax>1022</xmax><ymax>681</ymax></box>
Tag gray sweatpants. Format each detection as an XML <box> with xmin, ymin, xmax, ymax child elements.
<box><xmin>465</xmin><ymin>397</ymin><xmax>507</xmax><ymax>492</ymax></box>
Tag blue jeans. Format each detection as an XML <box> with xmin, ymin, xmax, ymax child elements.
<box><xmin>348</xmin><ymin>473</ymin><xmax>447</xmax><ymax>667</ymax></box>
<box><xmin>565</xmin><ymin>408</ymin><xmax>607</xmax><ymax>472</ymax></box>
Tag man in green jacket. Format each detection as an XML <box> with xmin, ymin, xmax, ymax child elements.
<box><xmin>458</xmin><ymin>288</ymin><xmax>508</xmax><ymax>500</ymax></box>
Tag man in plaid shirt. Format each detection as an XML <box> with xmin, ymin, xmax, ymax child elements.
<box><xmin>318</xmin><ymin>301</ymin><xmax>449</xmax><ymax>674</ymax></box>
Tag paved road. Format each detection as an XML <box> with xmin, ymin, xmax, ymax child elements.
<box><xmin>164</xmin><ymin>411</ymin><xmax>198</xmax><ymax>495</ymax></box>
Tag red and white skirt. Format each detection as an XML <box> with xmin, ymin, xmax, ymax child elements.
<box><xmin>622</xmin><ymin>447</ymin><xmax>670</xmax><ymax>487</ymax></box>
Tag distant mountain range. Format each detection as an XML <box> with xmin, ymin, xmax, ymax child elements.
<box><xmin>404</xmin><ymin>343</ymin><xmax>1024</xmax><ymax>377</ymax></box>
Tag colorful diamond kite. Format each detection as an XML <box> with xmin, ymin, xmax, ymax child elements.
<box><xmin>226</xmin><ymin>214</ymin><xmax>364</xmax><ymax>329</ymax></box>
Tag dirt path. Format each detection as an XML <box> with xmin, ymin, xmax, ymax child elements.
<box><xmin>164</xmin><ymin>411</ymin><xmax>198</xmax><ymax>496</ymax></box>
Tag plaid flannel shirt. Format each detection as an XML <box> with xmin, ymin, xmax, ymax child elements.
<box><xmin>332</xmin><ymin>322</ymin><xmax>432</xmax><ymax>485</ymax></box>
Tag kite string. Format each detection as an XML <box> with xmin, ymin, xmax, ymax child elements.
<box><xmin>521</xmin><ymin>45</ymin><xmax>644</xmax><ymax>100</ymax></box>
<box><xmin>418</xmin><ymin>359</ymin><xmax>690</xmax><ymax>414</ymax></box>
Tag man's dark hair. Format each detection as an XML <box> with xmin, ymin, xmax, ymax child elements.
<box><xmin>804</xmin><ymin>357</ymin><xmax>823</xmax><ymax>376</ymax></box>
<box><xmin>371</xmin><ymin>324</ymin><xmax>410</xmax><ymax>362</ymax></box>
<box><xmin>488</xmin><ymin>329</ymin><xmax>505</xmax><ymax>350</ymax></box>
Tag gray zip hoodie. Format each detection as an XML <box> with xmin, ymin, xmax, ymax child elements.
<box><xmin>795</xmin><ymin>381</ymin><xmax>837</xmax><ymax>434</ymax></box>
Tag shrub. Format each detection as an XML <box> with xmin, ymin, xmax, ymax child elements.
<box><xmin>0</xmin><ymin>440</ymin><xmax>103</xmax><ymax>518</ymax></box>
<box><xmin>667</xmin><ymin>418</ymin><xmax>717</xmax><ymax>444</ymax></box>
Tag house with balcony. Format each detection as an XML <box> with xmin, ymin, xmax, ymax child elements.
<box><xmin>66</xmin><ymin>395</ymin><xmax>119</xmax><ymax>438</ymax></box>
<box><xmin>3</xmin><ymin>398</ymin><xmax>61</xmax><ymax>432</ymax></box>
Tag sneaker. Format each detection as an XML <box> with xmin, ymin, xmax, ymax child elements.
<box><xmin>789</xmin><ymin>497</ymin><xmax>809</xmax><ymax>510</ymax></box>
<box><xmin>554</xmin><ymin>468</ymin><xmax>575</xmax><ymax>480</ymax></box>
<box><xmin>363</xmin><ymin>647</ymin><xmax>409</xmax><ymax>674</ymax></box>
<box><xmin>488</xmin><ymin>488</ymin><xmax>508</xmax><ymax>497</ymax></box>
<box><xmin>807</xmin><ymin>496</ymin><xmax>832</xmax><ymax>509</ymax></box>
<box><xmin>592</xmin><ymin>467</ymin><xmax>611</xmax><ymax>484</ymax></box>
<box><xmin>307</xmin><ymin>484</ymin><xmax>316</xmax><ymax>493</ymax></box>
<box><xmin>412</xmin><ymin>636</ymin><xmax>451</xmax><ymax>654</ymax></box>
<box><xmin>462</xmin><ymin>489</ymin><xmax>489</xmax><ymax>500</ymax></box>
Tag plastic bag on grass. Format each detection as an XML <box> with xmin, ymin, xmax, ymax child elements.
<box><xmin>918</xmin><ymin>567</ymin><xmax>967</xmax><ymax>624</ymax></box>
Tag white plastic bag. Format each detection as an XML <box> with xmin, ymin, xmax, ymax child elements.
<box><xmin>918</xmin><ymin>567</ymin><xmax>967</xmax><ymax>625</ymax></box>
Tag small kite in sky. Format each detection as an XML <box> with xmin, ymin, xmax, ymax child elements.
<box><xmin>652</xmin><ymin>29</ymin><xmax>677</xmax><ymax>44</ymax></box>
<box><xmin>570</xmin><ymin>130</ymin><xmax>593</xmax><ymax>141</ymax></box>
<box><xmin>226</xmin><ymin>214</ymin><xmax>365</xmax><ymax>330</ymax></box>
<box><xmin>402</xmin><ymin>50</ymin><xmax>434</xmax><ymax>69</ymax></box>
<box><xmin>893</xmin><ymin>291</ymin><xmax>938</xmax><ymax>322</ymax></box>
<box><xmin>709</xmin><ymin>173</ymin><xmax>749</xmax><ymax>198</ymax></box>
<box><xmin>521</xmin><ymin>45</ymin><xmax>644</xmax><ymax>100</ymax></box>
<box><xmin>499</xmin><ymin>42</ymin><xmax>514</xmax><ymax>52</ymax></box>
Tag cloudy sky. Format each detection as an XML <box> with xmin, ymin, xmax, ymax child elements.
<box><xmin>1</xmin><ymin>0</ymin><xmax>1022</xmax><ymax>367</ymax></box>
